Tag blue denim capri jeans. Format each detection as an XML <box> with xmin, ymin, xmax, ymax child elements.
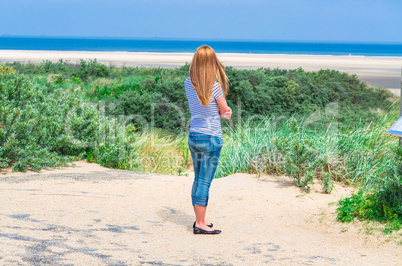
<box><xmin>188</xmin><ymin>132</ymin><xmax>223</xmax><ymax>207</ymax></box>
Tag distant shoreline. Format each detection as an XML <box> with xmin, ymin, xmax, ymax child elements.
<box><xmin>2</xmin><ymin>49</ymin><xmax>402</xmax><ymax>58</ymax></box>
<box><xmin>1</xmin><ymin>49</ymin><xmax>401</xmax><ymax>95</ymax></box>
<box><xmin>2</xmin><ymin>36</ymin><xmax>402</xmax><ymax>56</ymax></box>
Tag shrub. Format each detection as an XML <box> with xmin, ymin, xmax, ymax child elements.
<box><xmin>0</xmin><ymin>73</ymin><xmax>98</xmax><ymax>172</ymax></box>
<box><xmin>52</xmin><ymin>73</ymin><xmax>65</xmax><ymax>84</ymax></box>
<box><xmin>76</xmin><ymin>58</ymin><xmax>111</xmax><ymax>81</ymax></box>
<box><xmin>336</xmin><ymin>146</ymin><xmax>402</xmax><ymax>233</ymax></box>
<box><xmin>5</xmin><ymin>60</ymin><xmax>394</xmax><ymax>133</ymax></box>
<box><xmin>71</xmin><ymin>75</ymin><xmax>82</xmax><ymax>84</ymax></box>
<box><xmin>273</xmin><ymin>119</ymin><xmax>317</xmax><ymax>192</ymax></box>
<box><xmin>0</xmin><ymin>64</ymin><xmax>16</xmax><ymax>74</ymax></box>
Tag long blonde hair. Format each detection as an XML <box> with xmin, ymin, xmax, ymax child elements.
<box><xmin>189</xmin><ymin>45</ymin><xmax>228</xmax><ymax>106</ymax></box>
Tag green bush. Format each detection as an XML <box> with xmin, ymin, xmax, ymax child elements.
<box><xmin>336</xmin><ymin>146</ymin><xmax>402</xmax><ymax>233</ymax></box>
<box><xmin>0</xmin><ymin>64</ymin><xmax>16</xmax><ymax>74</ymax></box>
<box><xmin>0</xmin><ymin>71</ymin><xmax>187</xmax><ymax>174</ymax></box>
<box><xmin>5</xmin><ymin>58</ymin><xmax>112</xmax><ymax>81</ymax></box>
<box><xmin>0</xmin><ymin>73</ymin><xmax>98</xmax><ymax>171</ymax></box>
<box><xmin>273</xmin><ymin>119</ymin><xmax>320</xmax><ymax>192</ymax></box>
<box><xmin>106</xmin><ymin>77</ymin><xmax>190</xmax><ymax>132</ymax></box>
<box><xmin>5</xmin><ymin>60</ymin><xmax>394</xmax><ymax>134</ymax></box>
<box><xmin>71</xmin><ymin>75</ymin><xmax>82</xmax><ymax>84</ymax></box>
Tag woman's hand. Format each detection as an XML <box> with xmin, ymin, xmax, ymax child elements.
<box><xmin>219</xmin><ymin>107</ymin><xmax>232</xmax><ymax>119</ymax></box>
<box><xmin>216</xmin><ymin>94</ymin><xmax>231</xmax><ymax>119</ymax></box>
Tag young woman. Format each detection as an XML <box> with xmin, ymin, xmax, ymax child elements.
<box><xmin>184</xmin><ymin>45</ymin><xmax>232</xmax><ymax>235</ymax></box>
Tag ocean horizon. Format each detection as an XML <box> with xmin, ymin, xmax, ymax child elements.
<box><xmin>1</xmin><ymin>36</ymin><xmax>402</xmax><ymax>57</ymax></box>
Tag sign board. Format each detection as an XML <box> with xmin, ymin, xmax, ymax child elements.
<box><xmin>387</xmin><ymin>116</ymin><xmax>402</xmax><ymax>137</ymax></box>
<box><xmin>386</xmin><ymin>67</ymin><xmax>402</xmax><ymax>147</ymax></box>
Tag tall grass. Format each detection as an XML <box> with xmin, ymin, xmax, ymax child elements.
<box><xmin>87</xmin><ymin>123</ymin><xmax>191</xmax><ymax>175</ymax></box>
<box><xmin>95</xmin><ymin>103</ymin><xmax>400</xmax><ymax>194</ymax></box>
<box><xmin>216</xmin><ymin>104</ymin><xmax>399</xmax><ymax>192</ymax></box>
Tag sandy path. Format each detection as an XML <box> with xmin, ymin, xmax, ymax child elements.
<box><xmin>0</xmin><ymin>161</ymin><xmax>400</xmax><ymax>265</ymax></box>
<box><xmin>1</xmin><ymin>50</ymin><xmax>401</xmax><ymax>95</ymax></box>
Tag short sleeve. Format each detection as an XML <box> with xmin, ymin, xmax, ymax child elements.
<box><xmin>212</xmin><ymin>81</ymin><xmax>224</xmax><ymax>100</ymax></box>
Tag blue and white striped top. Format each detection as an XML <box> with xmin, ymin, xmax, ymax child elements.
<box><xmin>185</xmin><ymin>76</ymin><xmax>224</xmax><ymax>137</ymax></box>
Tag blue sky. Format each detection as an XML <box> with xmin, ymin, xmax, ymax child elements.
<box><xmin>0</xmin><ymin>0</ymin><xmax>401</xmax><ymax>43</ymax></box>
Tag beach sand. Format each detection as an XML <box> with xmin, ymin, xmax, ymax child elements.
<box><xmin>1</xmin><ymin>49</ymin><xmax>401</xmax><ymax>95</ymax></box>
<box><xmin>0</xmin><ymin>161</ymin><xmax>400</xmax><ymax>265</ymax></box>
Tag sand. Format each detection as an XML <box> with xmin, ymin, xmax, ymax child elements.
<box><xmin>0</xmin><ymin>161</ymin><xmax>400</xmax><ymax>265</ymax></box>
<box><xmin>1</xmin><ymin>49</ymin><xmax>402</xmax><ymax>95</ymax></box>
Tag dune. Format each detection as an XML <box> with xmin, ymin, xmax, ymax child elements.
<box><xmin>0</xmin><ymin>161</ymin><xmax>400</xmax><ymax>264</ymax></box>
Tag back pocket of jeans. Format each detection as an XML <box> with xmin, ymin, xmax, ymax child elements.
<box><xmin>192</xmin><ymin>137</ymin><xmax>213</xmax><ymax>151</ymax></box>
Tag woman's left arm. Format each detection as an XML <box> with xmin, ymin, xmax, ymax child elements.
<box><xmin>216</xmin><ymin>95</ymin><xmax>232</xmax><ymax>119</ymax></box>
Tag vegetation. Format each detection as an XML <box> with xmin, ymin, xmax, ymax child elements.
<box><xmin>336</xmin><ymin>146</ymin><xmax>402</xmax><ymax>233</ymax></box>
<box><xmin>5</xmin><ymin>59</ymin><xmax>392</xmax><ymax>133</ymax></box>
<box><xmin>0</xmin><ymin>72</ymin><xmax>97</xmax><ymax>171</ymax></box>
<box><xmin>1</xmin><ymin>59</ymin><xmax>400</xmax><ymax>231</ymax></box>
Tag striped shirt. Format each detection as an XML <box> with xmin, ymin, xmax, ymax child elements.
<box><xmin>185</xmin><ymin>76</ymin><xmax>224</xmax><ymax>137</ymax></box>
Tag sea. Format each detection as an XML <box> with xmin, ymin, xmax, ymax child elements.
<box><xmin>0</xmin><ymin>36</ymin><xmax>402</xmax><ymax>57</ymax></box>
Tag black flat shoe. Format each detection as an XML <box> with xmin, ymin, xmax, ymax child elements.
<box><xmin>193</xmin><ymin>221</ymin><xmax>213</xmax><ymax>229</ymax></box>
<box><xmin>193</xmin><ymin>225</ymin><xmax>221</xmax><ymax>235</ymax></box>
